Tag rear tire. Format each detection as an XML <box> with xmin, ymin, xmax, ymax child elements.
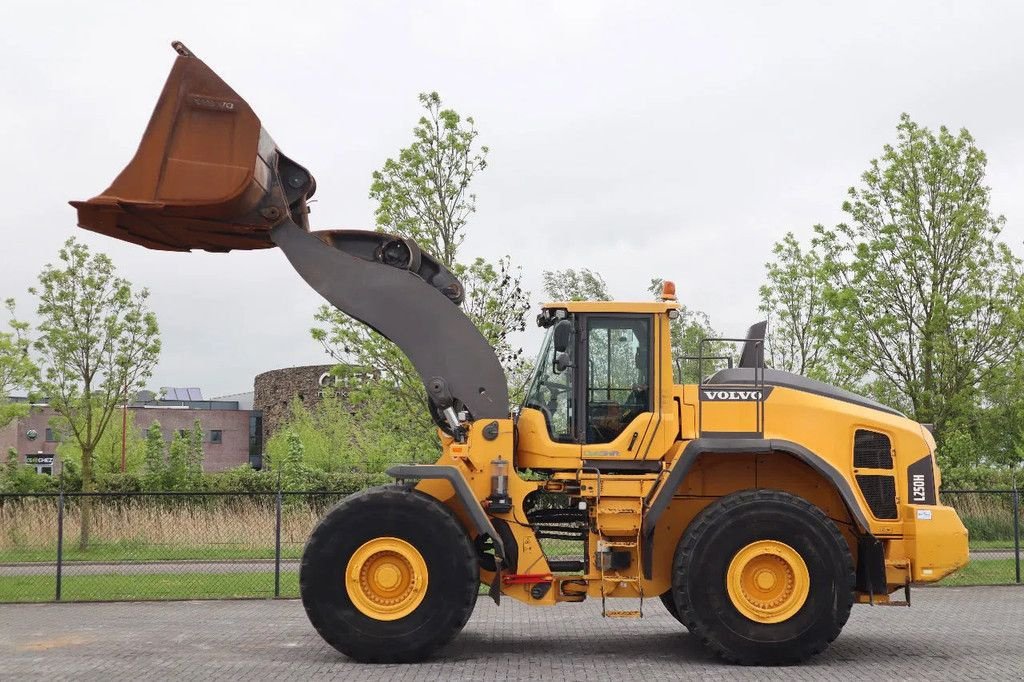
<box><xmin>671</xmin><ymin>489</ymin><xmax>854</xmax><ymax>665</ymax></box>
<box><xmin>300</xmin><ymin>486</ymin><xmax>478</xmax><ymax>663</ymax></box>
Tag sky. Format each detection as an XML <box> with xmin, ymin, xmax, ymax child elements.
<box><xmin>2</xmin><ymin>1</ymin><xmax>1024</xmax><ymax>397</ymax></box>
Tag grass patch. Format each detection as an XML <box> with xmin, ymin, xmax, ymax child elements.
<box><xmin>0</xmin><ymin>571</ymin><xmax>300</xmax><ymax>602</ymax></box>
<box><xmin>970</xmin><ymin>539</ymin><xmax>1021</xmax><ymax>550</ymax></box>
<box><xmin>938</xmin><ymin>559</ymin><xmax>1020</xmax><ymax>586</ymax></box>
<box><xmin>962</xmin><ymin>516</ymin><xmax>1017</xmax><ymax>543</ymax></box>
<box><xmin>942</xmin><ymin>492</ymin><xmax>1020</xmax><ymax>544</ymax></box>
<box><xmin>1</xmin><ymin>563</ymin><xmax>1018</xmax><ymax>603</ymax></box>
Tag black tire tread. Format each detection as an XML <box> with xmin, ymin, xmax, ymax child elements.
<box><xmin>672</xmin><ymin>489</ymin><xmax>855</xmax><ymax>665</ymax></box>
<box><xmin>300</xmin><ymin>485</ymin><xmax>478</xmax><ymax>663</ymax></box>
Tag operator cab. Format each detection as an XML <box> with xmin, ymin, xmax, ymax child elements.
<box><xmin>517</xmin><ymin>300</ymin><xmax>679</xmax><ymax>471</ymax></box>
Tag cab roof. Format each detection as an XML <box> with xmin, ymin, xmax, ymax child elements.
<box><xmin>541</xmin><ymin>300</ymin><xmax>680</xmax><ymax>314</ymax></box>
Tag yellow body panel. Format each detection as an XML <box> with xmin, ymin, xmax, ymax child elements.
<box><xmin>689</xmin><ymin>383</ymin><xmax>936</xmax><ymax>535</ymax></box>
<box><xmin>903</xmin><ymin>505</ymin><xmax>970</xmax><ymax>581</ymax></box>
<box><xmin>422</xmin><ymin>305</ymin><xmax>968</xmax><ymax>607</ymax></box>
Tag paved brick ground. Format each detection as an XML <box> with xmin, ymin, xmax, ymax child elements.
<box><xmin>2</xmin><ymin>586</ymin><xmax>1022</xmax><ymax>680</ymax></box>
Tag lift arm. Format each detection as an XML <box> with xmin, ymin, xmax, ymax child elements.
<box><xmin>272</xmin><ymin>223</ymin><xmax>510</xmax><ymax>423</ymax></box>
<box><xmin>71</xmin><ymin>43</ymin><xmax>509</xmax><ymax>427</ymax></box>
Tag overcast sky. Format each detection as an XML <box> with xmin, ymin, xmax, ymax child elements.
<box><xmin>3</xmin><ymin>1</ymin><xmax>1024</xmax><ymax>397</ymax></box>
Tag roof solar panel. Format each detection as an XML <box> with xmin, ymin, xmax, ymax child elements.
<box><xmin>161</xmin><ymin>387</ymin><xmax>204</xmax><ymax>401</ymax></box>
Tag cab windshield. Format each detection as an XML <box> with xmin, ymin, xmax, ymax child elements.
<box><xmin>522</xmin><ymin>327</ymin><xmax>574</xmax><ymax>442</ymax></box>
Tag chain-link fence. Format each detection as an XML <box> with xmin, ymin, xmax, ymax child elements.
<box><xmin>0</xmin><ymin>487</ymin><xmax>1020</xmax><ymax>603</ymax></box>
<box><xmin>940</xmin><ymin>489</ymin><xmax>1022</xmax><ymax>586</ymax></box>
<box><xmin>0</xmin><ymin>489</ymin><xmax>347</xmax><ymax>603</ymax></box>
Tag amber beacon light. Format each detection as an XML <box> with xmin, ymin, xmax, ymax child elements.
<box><xmin>660</xmin><ymin>280</ymin><xmax>677</xmax><ymax>301</ymax></box>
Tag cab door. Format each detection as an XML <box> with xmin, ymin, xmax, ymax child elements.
<box><xmin>579</xmin><ymin>314</ymin><xmax>657</xmax><ymax>463</ymax></box>
<box><xmin>515</xmin><ymin>320</ymin><xmax>583</xmax><ymax>470</ymax></box>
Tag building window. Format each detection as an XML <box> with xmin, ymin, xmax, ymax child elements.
<box><xmin>178</xmin><ymin>429</ymin><xmax>189</xmax><ymax>439</ymax></box>
<box><xmin>210</xmin><ymin>430</ymin><xmax>223</xmax><ymax>444</ymax></box>
<box><xmin>45</xmin><ymin>428</ymin><xmax>58</xmax><ymax>443</ymax></box>
<box><xmin>249</xmin><ymin>413</ymin><xmax>263</xmax><ymax>470</ymax></box>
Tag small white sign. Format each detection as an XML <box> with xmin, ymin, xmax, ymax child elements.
<box><xmin>916</xmin><ymin>509</ymin><xmax>933</xmax><ymax>520</ymax></box>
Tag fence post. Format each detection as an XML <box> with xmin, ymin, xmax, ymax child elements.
<box><xmin>1012</xmin><ymin>484</ymin><xmax>1021</xmax><ymax>585</ymax></box>
<box><xmin>274</xmin><ymin>473</ymin><xmax>282</xmax><ymax>598</ymax></box>
<box><xmin>55</xmin><ymin>489</ymin><xmax>65</xmax><ymax>601</ymax></box>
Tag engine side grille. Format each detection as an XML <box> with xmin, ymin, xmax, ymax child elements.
<box><xmin>526</xmin><ymin>507</ymin><xmax>588</xmax><ymax>541</ymax></box>
<box><xmin>856</xmin><ymin>475</ymin><xmax>898</xmax><ymax>520</ymax></box>
<box><xmin>854</xmin><ymin>430</ymin><xmax>893</xmax><ymax>469</ymax></box>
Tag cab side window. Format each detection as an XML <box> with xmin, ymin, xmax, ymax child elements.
<box><xmin>585</xmin><ymin>316</ymin><xmax>651</xmax><ymax>443</ymax></box>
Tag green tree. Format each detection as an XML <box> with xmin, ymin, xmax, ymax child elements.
<box><xmin>541</xmin><ymin>268</ymin><xmax>611</xmax><ymax>301</ymax></box>
<box><xmin>0</xmin><ymin>445</ymin><xmax>54</xmax><ymax>493</ymax></box>
<box><xmin>313</xmin><ymin>92</ymin><xmax>530</xmax><ymax>455</ymax></box>
<box><xmin>938</xmin><ymin>355</ymin><xmax>1024</xmax><ymax>480</ymax></box>
<box><xmin>165</xmin><ymin>431</ymin><xmax>188</xmax><ymax>489</ymax></box>
<box><xmin>347</xmin><ymin>384</ymin><xmax>436</xmax><ymax>470</ymax></box>
<box><xmin>266</xmin><ymin>395</ymin><xmax>355</xmax><ymax>473</ymax></box>
<box><xmin>276</xmin><ymin>428</ymin><xmax>312</xmax><ymax>491</ymax></box>
<box><xmin>4</xmin><ymin>447</ymin><xmax>16</xmax><ymax>478</ymax></box>
<box><xmin>758</xmin><ymin>232</ymin><xmax>846</xmax><ymax>383</ymax></box>
<box><xmin>370</xmin><ymin>91</ymin><xmax>487</xmax><ymax>267</ymax></box>
<box><xmin>458</xmin><ymin>256</ymin><xmax>531</xmax><ymax>380</ymax></box>
<box><xmin>187</xmin><ymin>419</ymin><xmax>205</xmax><ymax>480</ymax></box>
<box><xmin>31</xmin><ymin>237</ymin><xmax>160</xmax><ymax>546</ymax></box>
<box><xmin>978</xmin><ymin>360</ymin><xmax>1024</xmax><ymax>472</ymax></box>
<box><xmin>0</xmin><ymin>299</ymin><xmax>36</xmax><ymax>428</ymax></box>
<box><xmin>816</xmin><ymin>115</ymin><xmax>1024</xmax><ymax>446</ymax></box>
<box><xmin>55</xmin><ymin>410</ymin><xmax>146</xmax><ymax>476</ymax></box>
<box><xmin>142</xmin><ymin>421</ymin><xmax>165</xmax><ymax>486</ymax></box>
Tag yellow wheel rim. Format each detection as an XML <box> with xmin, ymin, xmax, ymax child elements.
<box><xmin>726</xmin><ymin>540</ymin><xmax>809</xmax><ymax>624</ymax></box>
<box><xmin>345</xmin><ymin>537</ymin><xmax>428</xmax><ymax>621</ymax></box>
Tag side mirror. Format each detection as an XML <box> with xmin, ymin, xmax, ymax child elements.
<box><xmin>554</xmin><ymin>351</ymin><xmax>573</xmax><ymax>373</ymax></box>
<box><xmin>553</xmin><ymin>319</ymin><xmax>573</xmax><ymax>353</ymax></box>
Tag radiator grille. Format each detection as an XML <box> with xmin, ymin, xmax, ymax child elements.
<box><xmin>854</xmin><ymin>430</ymin><xmax>893</xmax><ymax>469</ymax></box>
<box><xmin>856</xmin><ymin>475</ymin><xmax>898</xmax><ymax>519</ymax></box>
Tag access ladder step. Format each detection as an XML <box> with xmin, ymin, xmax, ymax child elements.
<box><xmin>603</xmin><ymin>610</ymin><xmax>642</xmax><ymax>619</ymax></box>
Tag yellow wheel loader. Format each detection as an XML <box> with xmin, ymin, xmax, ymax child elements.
<box><xmin>72</xmin><ymin>44</ymin><xmax>969</xmax><ymax>666</ymax></box>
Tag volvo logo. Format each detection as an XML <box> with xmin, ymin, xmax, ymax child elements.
<box><xmin>700</xmin><ymin>389</ymin><xmax>765</xmax><ymax>401</ymax></box>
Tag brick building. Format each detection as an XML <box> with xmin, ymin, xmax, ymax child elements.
<box><xmin>0</xmin><ymin>389</ymin><xmax>262</xmax><ymax>475</ymax></box>
<box><xmin>253</xmin><ymin>365</ymin><xmax>335</xmax><ymax>448</ymax></box>
<box><xmin>253</xmin><ymin>364</ymin><xmax>376</xmax><ymax>446</ymax></box>
<box><xmin>1</xmin><ymin>363</ymin><xmax>373</xmax><ymax>477</ymax></box>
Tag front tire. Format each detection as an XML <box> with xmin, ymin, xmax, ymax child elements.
<box><xmin>670</xmin><ymin>489</ymin><xmax>854</xmax><ymax>665</ymax></box>
<box><xmin>300</xmin><ymin>486</ymin><xmax>478</xmax><ymax>663</ymax></box>
<box><xmin>660</xmin><ymin>591</ymin><xmax>685</xmax><ymax>626</ymax></box>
